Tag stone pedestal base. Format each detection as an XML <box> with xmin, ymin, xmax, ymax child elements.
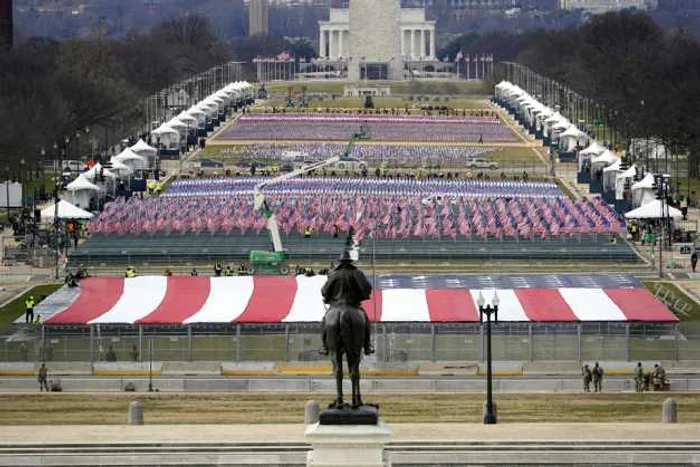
<box><xmin>305</xmin><ymin>421</ymin><xmax>392</xmax><ymax>467</ymax></box>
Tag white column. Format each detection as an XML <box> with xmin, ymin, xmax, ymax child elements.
<box><xmin>401</xmin><ymin>29</ymin><xmax>406</xmax><ymax>59</ymax></box>
<box><xmin>429</xmin><ymin>29</ymin><xmax>435</xmax><ymax>60</ymax></box>
<box><xmin>420</xmin><ymin>29</ymin><xmax>426</xmax><ymax>59</ymax></box>
<box><xmin>338</xmin><ymin>29</ymin><xmax>345</xmax><ymax>57</ymax></box>
<box><xmin>320</xmin><ymin>28</ymin><xmax>326</xmax><ymax>59</ymax></box>
<box><xmin>405</xmin><ymin>30</ymin><xmax>410</xmax><ymax>60</ymax></box>
<box><xmin>330</xmin><ymin>29</ymin><xmax>336</xmax><ymax>59</ymax></box>
<box><xmin>411</xmin><ymin>29</ymin><xmax>420</xmax><ymax>60</ymax></box>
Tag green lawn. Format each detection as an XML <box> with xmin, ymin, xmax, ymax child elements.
<box><xmin>195</xmin><ymin>145</ymin><xmax>543</xmax><ymax>173</ymax></box>
<box><xmin>0</xmin><ymin>283</ymin><xmax>63</xmax><ymax>328</ymax></box>
<box><xmin>261</xmin><ymin>96</ymin><xmax>490</xmax><ymax>110</ymax></box>
<box><xmin>675</xmin><ymin>178</ymin><xmax>700</xmax><ymax>202</ymax></box>
<box><xmin>264</xmin><ymin>80</ymin><xmax>489</xmax><ymax>96</ymax></box>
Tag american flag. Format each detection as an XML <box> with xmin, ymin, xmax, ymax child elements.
<box><xmin>455</xmin><ymin>50</ymin><xmax>464</xmax><ymax>62</ymax></box>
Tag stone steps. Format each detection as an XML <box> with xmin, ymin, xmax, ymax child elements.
<box><xmin>1</xmin><ymin>440</ymin><xmax>699</xmax><ymax>466</ymax></box>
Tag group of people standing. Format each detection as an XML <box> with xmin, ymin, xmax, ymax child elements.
<box><xmin>634</xmin><ymin>362</ymin><xmax>667</xmax><ymax>392</ymax></box>
<box><xmin>582</xmin><ymin>362</ymin><xmax>604</xmax><ymax>392</ymax></box>
<box><xmin>583</xmin><ymin>362</ymin><xmax>669</xmax><ymax>392</ymax></box>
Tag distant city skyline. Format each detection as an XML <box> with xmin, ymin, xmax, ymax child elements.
<box><xmin>10</xmin><ymin>0</ymin><xmax>700</xmax><ymax>43</ymax></box>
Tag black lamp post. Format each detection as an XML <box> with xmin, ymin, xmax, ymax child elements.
<box><xmin>54</xmin><ymin>137</ymin><xmax>69</xmax><ymax>279</ymax></box>
<box><xmin>653</xmin><ymin>174</ymin><xmax>669</xmax><ymax>278</ymax></box>
<box><xmin>19</xmin><ymin>158</ymin><xmax>25</xmax><ymax>209</ymax></box>
<box><xmin>4</xmin><ymin>164</ymin><xmax>9</xmax><ymax>222</ymax></box>
<box><xmin>40</xmin><ymin>148</ymin><xmax>46</xmax><ymax>209</ymax></box>
<box><xmin>478</xmin><ymin>290</ymin><xmax>499</xmax><ymax>425</ymax></box>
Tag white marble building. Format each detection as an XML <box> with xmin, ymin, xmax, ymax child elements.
<box><xmin>318</xmin><ymin>1</ymin><xmax>436</xmax><ymax>63</ymax></box>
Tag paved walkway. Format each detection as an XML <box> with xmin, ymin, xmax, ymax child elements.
<box><xmin>0</xmin><ymin>423</ymin><xmax>697</xmax><ymax>444</ymax></box>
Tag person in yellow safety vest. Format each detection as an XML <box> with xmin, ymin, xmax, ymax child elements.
<box><xmin>125</xmin><ymin>266</ymin><xmax>136</xmax><ymax>278</ymax></box>
<box><xmin>304</xmin><ymin>226</ymin><xmax>313</xmax><ymax>238</ymax></box>
<box><xmin>224</xmin><ymin>265</ymin><xmax>234</xmax><ymax>276</ymax></box>
<box><xmin>24</xmin><ymin>296</ymin><xmax>36</xmax><ymax>323</ymax></box>
<box><xmin>154</xmin><ymin>182</ymin><xmax>163</xmax><ymax>195</ymax></box>
<box><xmin>33</xmin><ymin>314</ymin><xmax>42</xmax><ymax>325</ymax></box>
<box><xmin>147</xmin><ymin>180</ymin><xmax>157</xmax><ymax>194</ymax></box>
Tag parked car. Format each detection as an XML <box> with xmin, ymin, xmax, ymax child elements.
<box><xmin>465</xmin><ymin>159</ymin><xmax>499</xmax><ymax>170</ymax></box>
<box><xmin>333</xmin><ymin>157</ymin><xmax>368</xmax><ymax>171</ymax></box>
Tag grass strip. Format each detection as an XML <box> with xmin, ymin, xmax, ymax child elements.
<box><xmin>1</xmin><ymin>393</ymin><xmax>699</xmax><ymax>425</ymax></box>
<box><xmin>0</xmin><ymin>283</ymin><xmax>63</xmax><ymax>328</ymax></box>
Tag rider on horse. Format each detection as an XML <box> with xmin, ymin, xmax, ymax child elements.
<box><xmin>320</xmin><ymin>250</ymin><xmax>375</xmax><ymax>356</ymax></box>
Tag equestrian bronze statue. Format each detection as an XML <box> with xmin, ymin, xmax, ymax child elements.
<box><xmin>320</xmin><ymin>249</ymin><xmax>375</xmax><ymax>409</ymax></box>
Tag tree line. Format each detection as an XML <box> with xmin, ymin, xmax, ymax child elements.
<box><xmin>442</xmin><ymin>10</ymin><xmax>700</xmax><ymax>176</ymax></box>
<box><xmin>0</xmin><ymin>15</ymin><xmax>231</xmax><ymax>177</ymax></box>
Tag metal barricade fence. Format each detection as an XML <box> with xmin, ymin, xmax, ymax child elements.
<box><xmin>2</xmin><ymin>321</ymin><xmax>696</xmax><ymax>364</ymax></box>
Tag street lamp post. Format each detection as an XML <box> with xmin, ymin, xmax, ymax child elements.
<box><xmin>148</xmin><ymin>338</ymin><xmax>154</xmax><ymax>392</ymax></box>
<box><xmin>477</xmin><ymin>290</ymin><xmax>499</xmax><ymax>425</ymax></box>
<box><xmin>654</xmin><ymin>174</ymin><xmax>668</xmax><ymax>278</ymax></box>
<box><xmin>4</xmin><ymin>165</ymin><xmax>9</xmax><ymax>223</ymax></box>
<box><xmin>54</xmin><ymin>137</ymin><xmax>69</xmax><ymax>279</ymax></box>
<box><xmin>19</xmin><ymin>158</ymin><xmax>25</xmax><ymax>209</ymax></box>
<box><xmin>40</xmin><ymin>148</ymin><xmax>46</xmax><ymax>209</ymax></box>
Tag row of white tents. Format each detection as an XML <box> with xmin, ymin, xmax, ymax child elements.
<box><xmin>495</xmin><ymin>81</ymin><xmax>681</xmax><ymax>221</ymax></box>
<box><xmin>60</xmin><ymin>81</ymin><xmax>254</xmax><ymax>212</ymax></box>
<box><xmin>495</xmin><ymin>81</ymin><xmax>590</xmax><ymax>153</ymax></box>
<box><xmin>150</xmin><ymin>81</ymin><xmax>254</xmax><ymax>154</ymax></box>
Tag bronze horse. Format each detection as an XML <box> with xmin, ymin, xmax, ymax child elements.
<box><xmin>323</xmin><ymin>303</ymin><xmax>367</xmax><ymax>409</ymax></box>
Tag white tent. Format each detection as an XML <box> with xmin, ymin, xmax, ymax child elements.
<box><xmin>592</xmin><ymin>150</ymin><xmax>619</xmax><ymax>166</ymax></box>
<box><xmin>559</xmin><ymin>126</ymin><xmax>588</xmax><ymax>152</ymax></box>
<box><xmin>615</xmin><ymin>164</ymin><xmax>636</xmax><ymax>200</ymax></box>
<box><xmin>617</xmin><ymin>164</ymin><xmax>637</xmax><ymax>180</ymax></box>
<box><xmin>602</xmin><ymin>160</ymin><xmax>621</xmax><ymax>192</ymax></box>
<box><xmin>631</xmin><ymin>173</ymin><xmax>657</xmax><ymax>207</ymax></box>
<box><xmin>66</xmin><ymin>175</ymin><xmax>99</xmax><ymax>192</ymax></box>
<box><xmin>631</xmin><ymin>173</ymin><xmax>655</xmax><ymax>191</ymax></box>
<box><xmin>66</xmin><ymin>175</ymin><xmax>99</xmax><ymax>209</ymax></box>
<box><xmin>167</xmin><ymin>118</ymin><xmax>189</xmax><ymax>131</ymax></box>
<box><xmin>83</xmin><ymin>163</ymin><xmax>117</xmax><ymax>181</ymax></box>
<box><xmin>545</xmin><ymin>113</ymin><xmax>564</xmax><ymax>124</ymax></box>
<box><xmin>625</xmin><ymin>200</ymin><xmax>682</xmax><ymax>220</ymax></box>
<box><xmin>560</xmin><ymin>126</ymin><xmax>586</xmax><ymax>139</ymax></box>
<box><xmin>109</xmin><ymin>158</ymin><xmax>133</xmax><ymax>176</ymax></box>
<box><xmin>114</xmin><ymin>148</ymin><xmax>146</xmax><ymax>169</ymax></box>
<box><xmin>186</xmin><ymin>107</ymin><xmax>207</xmax><ymax>127</ymax></box>
<box><xmin>552</xmin><ymin>120</ymin><xmax>571</xmax><ymax>131</ymax></box>
<box><xmin>580</xmin><ymin>141</ymin><xmax>607</xmax><ymax>156</ymax></box>
<box><xmin>176</xmin><ymin>112</ymin><xmax>197</xmax><ymax>125</ymax></box>
<box><xmin>151</xmin><ymin>124</ymin><xmax>180</xmax><ymax>151</ymax></box>
<box><xmin>130</xmin><ymin>139</ymin><xmax>157</xmax><ymax>157</ymax></box>
<box><xmin>41</xmin><ymin>200</ymin><xmax>94</xmax><ymax>220</ymax></box>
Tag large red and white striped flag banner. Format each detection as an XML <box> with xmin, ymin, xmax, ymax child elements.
<box><xmin>44</xmin><ymin>276</ymin><xmax>677</xmax><ymax>325</ymax></box>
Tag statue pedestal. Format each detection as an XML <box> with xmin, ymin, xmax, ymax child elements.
<box><xmin>305</xmin><ymin>421</ymin><xmax>393</xmax><ymax>467</ymax></box>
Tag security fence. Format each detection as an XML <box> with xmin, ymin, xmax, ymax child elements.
<box><xmin>1</xmin><ymin>322</ymin><xmax>698</xmax><ymax>364</ymax></box>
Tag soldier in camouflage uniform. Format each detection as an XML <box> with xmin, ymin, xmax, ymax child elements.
<box><xmin>592</xmin><ymin>362</ymin><xmax>604</xmax><ymax>392</ymax></box>
<box><xmin>634</xmin><ymin>362</ymin><xmax>644</xmax><ymax>392</ymax></box>
<box><xmin>582</xmin><ymin>364</ymin><xmax>592</xmax><ymax>392</ymax></box>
